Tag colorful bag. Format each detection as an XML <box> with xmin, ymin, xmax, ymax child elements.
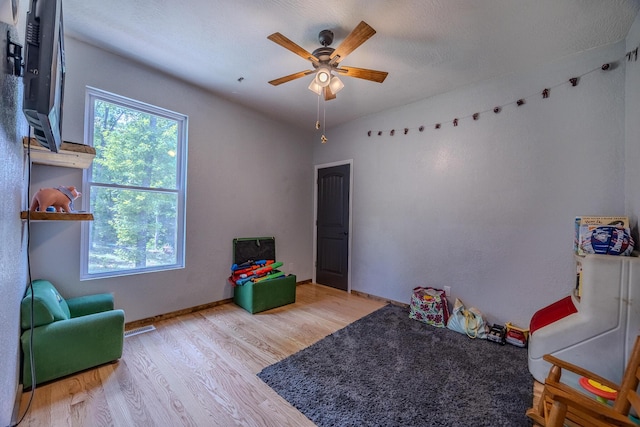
<box><xmin>409</xmin><ymin>287</ymin><xmax>449</xmax><ymax>328</ymax></box>
<box><xmin>447</xmin><ymin>298</ymin><xmax>489</xmax><ymax>339</ymax></box>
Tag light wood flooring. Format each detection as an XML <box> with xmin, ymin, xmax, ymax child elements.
<box><xmin>17</xmin><ymin>283</ymin><xmax>387</xmax><ymax>427</ymax></box>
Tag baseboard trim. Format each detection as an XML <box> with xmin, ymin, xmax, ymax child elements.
<box><xmin>350</xmin><ymin>289</ymin><xmax>408</xmax><ymax>308</ymax></box>
<box><xmin>125</xmin><ymin>298</ymin><xmax>233</xmax><ymax>331</ymax></box>
<box><xmin>125</xmin><ymin>279</ymin><xmax>312</xmax><ymax>331</ymax></box>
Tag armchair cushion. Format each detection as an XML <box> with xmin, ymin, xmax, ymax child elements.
<box><xmin>20</xmin><ymin>279</ymin><xmax>70</xmax><ymax>329</ymax></box>
<box><xmin>21</xmin><ymin>309</ymin><xmax>125</xmax><ymax>388</ymax></box>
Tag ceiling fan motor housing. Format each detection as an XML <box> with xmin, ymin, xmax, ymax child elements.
<box><xmin>312</xmin><ymin>46</ymin><xmax>335</xmax><ymax>64</ymax></box>
<box><xmin>314</xmin><ymin>30</ymin><xmax>336</xmax><ymax>67</ymax></box>
<box><xmin>318</xmin><ymin>29</ymin><xmax>334</xmax><ymax>46</ymax></box>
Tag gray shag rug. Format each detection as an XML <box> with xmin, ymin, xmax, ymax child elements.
<box><xmin>258</xmin><ymin>304</ymin><xmax>533</xmax><ymax>427</ymax></box>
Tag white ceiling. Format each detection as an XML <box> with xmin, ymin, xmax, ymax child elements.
<box><xmin>62</xmin><ymin>0</ymin><xmax>640</xmax><ymax>130</ymax></box>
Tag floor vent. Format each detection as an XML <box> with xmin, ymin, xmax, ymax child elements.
<box><xmin>124</xmin><ymin>325</ymin><xmax>156</xmax><ymax>338</ymax></box>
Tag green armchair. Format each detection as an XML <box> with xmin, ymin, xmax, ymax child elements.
<box><xmin>20</xmin><ymin>279</ymin><xmax>125</xmax><ymax>388</ymax></box>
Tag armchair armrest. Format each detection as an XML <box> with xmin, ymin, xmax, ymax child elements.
<box><xmin>66</xmin><ymin>293</ymin><xmax>114</xmax><ymax>318</ymax></box>
<box><xmin>543</xmin><ymin>353</ymin><xmax>620</xmax><ymax>391</ymax></box>
<box><xmin>542</xmin><ymin>381</ymin><xmax>635</xmax><ymax>426</ymax></box>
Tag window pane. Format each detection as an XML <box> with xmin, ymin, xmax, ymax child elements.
<box><xmin>82</xmin><ymin>88</ymin><xmax>186</xmax><ymax>280</ymax></box>
<box><xmin>92</xmin><ymin>99</ymin><xmax>178</xmax><ymax>189</ymax></box>
<box><xmin>87</xmin><ymin>186</ymin><xmax>178</xmax><ymax>274</ymax></box>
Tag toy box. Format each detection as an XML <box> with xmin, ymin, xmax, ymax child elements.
<box><xmin>231</xmin><ymin>237</ymin><xmax>296</xmax><ymax>314</ymax></box>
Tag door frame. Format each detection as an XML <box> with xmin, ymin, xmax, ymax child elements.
<box><xmin>312</xmin><ymin>159</ymin><xmax>354</xmax><ymax>291</ymax></box>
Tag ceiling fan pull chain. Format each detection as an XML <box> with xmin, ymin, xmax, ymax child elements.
<box><xmin>315</xmin><ymin>93</ymin><xmax>321</xmax><ymax>130</ymax></box>
<box><xmin>321</xmin><ymin>99</ymin><xmax>328</xmax><ymax>143</ymax></box>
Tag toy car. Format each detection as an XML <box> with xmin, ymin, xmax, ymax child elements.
<box><xmin>506</xmin><ymin>329</ymin><xmax>528</xmax><ymax>347</ymax></box>
<box><xmin>505</xmin><ymin>322</ymin><xmax>529</xmax><ymax>348</ymax></box>
<box><xmin>487</xmin><ymin>324</ymin><xmax>506</xmax><ymax>345</ymax></box>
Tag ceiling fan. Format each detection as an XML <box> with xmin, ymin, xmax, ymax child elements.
<box><xmin>267</xmin><ymin>21</ymin><xmax>388</xmax><ymax>101</ymax></box>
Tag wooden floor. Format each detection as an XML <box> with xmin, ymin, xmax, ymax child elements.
<box><xmin>17</xmin><ymin>283</ymin><xmax>387</xmax><ymax>427</ymax></box>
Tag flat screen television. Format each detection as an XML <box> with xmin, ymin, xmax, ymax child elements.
<box><xmin>22</xmin><ymin>0</ymin><xmax>65</xmax><ymax>153</ymax></box>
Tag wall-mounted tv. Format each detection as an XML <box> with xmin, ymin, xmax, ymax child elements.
<box><xmin>22</xmin><ymin>0</ymin><xmax>65</xmax><ymax>153</ymax></box>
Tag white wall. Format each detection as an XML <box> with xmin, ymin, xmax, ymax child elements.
<box><xmin>626</xmin><ymin>10</ymin><xmax>640</xmax><ymax>231</ymax></box>
<box><xmin>313</xmin><ymin>40</ymin><xmax>629</xmax><ymax>327</ymax></box>
<box><xmin>26</xmin><ymin>37</ymin><xmax>315</xmax><ymax>321</ymax></box>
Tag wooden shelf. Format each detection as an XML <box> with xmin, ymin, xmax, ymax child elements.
<box><xmin>20</xmin><ymin>211</ymin><xmax>94</xmax><ymax>221</ymax></box>
<box><xmin>23</xmin><ymin>137</ymin><xmax>96</xmax><ymax>169</ymax></box>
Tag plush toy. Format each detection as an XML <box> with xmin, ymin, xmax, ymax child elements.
<box><xmin>30</xmin><ymin>186</ymin><xmax>81</xmax><ymax>213</ymax></box>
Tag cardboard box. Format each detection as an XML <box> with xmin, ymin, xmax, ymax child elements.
<box><xmin>574</xmin><ymin>216</ymin><xmax>633</xmax><ymax>256</ymax></box>
<box><xmin>231</xmin><ymin>237</ymin><xmax>296</xmax><ymax>314</ymax></box>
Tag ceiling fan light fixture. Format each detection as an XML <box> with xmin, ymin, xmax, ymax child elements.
<box><xmin>315</xmin><ymin>66</ymin><xmax>332</xmax><ymax>87</ymax></box>
<box><xmin>308</xmin><ymin>79</ymin><xmax>323</xmax><ymax>95</ymax></box>
<box><xmin>329</xmin><ymin>75</ymin><xmax>344</xmax><ymax>94</ymax></box>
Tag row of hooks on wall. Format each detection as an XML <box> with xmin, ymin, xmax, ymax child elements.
<box><xmin>366</xmin><ymin>46</ymin><xmax>639</xmax><ymax>138</ymax></box>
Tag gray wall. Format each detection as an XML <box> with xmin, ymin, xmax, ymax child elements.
<box><xmin>0</xmin><ymin>20</ymin><xmax>29</xmax><ymax>427</ymax></box>
<box><xmin>627</xmin><ymin>9</ymin><xmax>640</xmax><ymax>229</ymax></box>
<box><xmin>313</xmin><ymin>39</ymin><xmax>633</xmax><ymax>328</ymax></box>
<box><xmin>25</xmin><ymin>37</ymin><xmax>315</xmax><ymax>322</ymax></box>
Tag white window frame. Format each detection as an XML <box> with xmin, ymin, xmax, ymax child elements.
<box><xmin>80</xmin><ymin>87</ymin><xmax>188</xmax><ymax>280</ymax></box>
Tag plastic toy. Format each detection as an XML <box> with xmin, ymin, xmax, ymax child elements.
<box><xmin>252</xmin><ymin>271</ymin><xmax>286</xmax><ymax>283</ymax></box>
<box><xmin>487</xmin><ymin>324</ymin><xmax>506</xmax><ymax>345</ymax></box>
<box><xmin>528</xmin><ymin>254</ymin><xmax>640</xmax><ymax>384</ymax></box>
<box><xmin>235</xmin><ymin>262</ymin><xmax>284</xmax><ymax>285</ymax></box>
<box><xmin>234</xmin><ymin>262</ymin><xmax>283</xmax><ymax>284</ymax></box>
<box><xmin>237</xmin><ymin>262</ymin><xmax>283</xmax><ymax>279</ymax></box>
<box><xmin>578</xmin><ymin>377</ymin><xmax>617</xmax><ymax>404</ymax></box>
<box><xmin>230</xmin><ymin>261</ymin><xmax>276</xmax><ymax>281</ymax></box>
<box><xmin>30</xmin><ymin>186</ymin><xmax>81</xmax><ymax>213</ymax></box>
<box><xmin>505</xmin><ymin>322</ymin><xmax>529</xmax><ymax>347</ymax></box>
<box><xmin>231</xmin><ymin>259</ymin><xmax>274</xmax><ymax>273</ymax></box>
<box><xmin>231</xmin><ymin>260</ymin><xmax>254</xmax><ymax>271</ymax></box>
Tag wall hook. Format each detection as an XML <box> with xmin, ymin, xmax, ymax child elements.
<box><xmin>6</xmin><ymin>31</ymin><xmax>23</xmax><ymax>76</ymax></box>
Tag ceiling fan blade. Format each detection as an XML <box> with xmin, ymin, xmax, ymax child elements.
<box><xmin>268</xmin><ymin>70</ymin><xmax>314</xmax><ymax>86</ymax></box>
<box><xmin>324</xmin><ymin>86</ymin><xmax>337</xmax><ymax>101</ymax></box>
<box><xmin>267</xmin><ymin>32</ymin><xmax>319</xmax><ymax>64</ymax></box>
<box><xmin>337</xmin><ymin>66</ymin><xmax>388</xmax><ymax>83</ymax></box>
<box><xmin>329</xmin><ymin>21</ymin><xmax>376</xmax><ymax>65</ymax></box>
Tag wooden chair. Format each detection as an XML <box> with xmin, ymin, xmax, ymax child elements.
<box><xmin>526</xmin><ymin>335</ymin><xmax>640</xmax><ymax>427</ymax></box>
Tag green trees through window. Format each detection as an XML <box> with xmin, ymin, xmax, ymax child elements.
<box><xmin>82</xmin><ymin>88</ymin><xmax>187</xmax><ymax>278</ymax></box>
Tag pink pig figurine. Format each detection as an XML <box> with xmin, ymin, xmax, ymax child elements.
<box><xmin>30</xmin><ymin>186</ymin><xmax>81</xmax><ymax>213</ymax></box>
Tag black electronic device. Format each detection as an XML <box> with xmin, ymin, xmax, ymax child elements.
<box><xmin>22</xmin><ymin>0</ymin><xmax>65</xmax><ymax>153</ymax></box>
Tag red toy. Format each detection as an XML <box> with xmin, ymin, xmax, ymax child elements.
<box><xmin>505</xmin><ymin>322</ymin><xmax>529</xmax><ymax>348</ymax></box>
